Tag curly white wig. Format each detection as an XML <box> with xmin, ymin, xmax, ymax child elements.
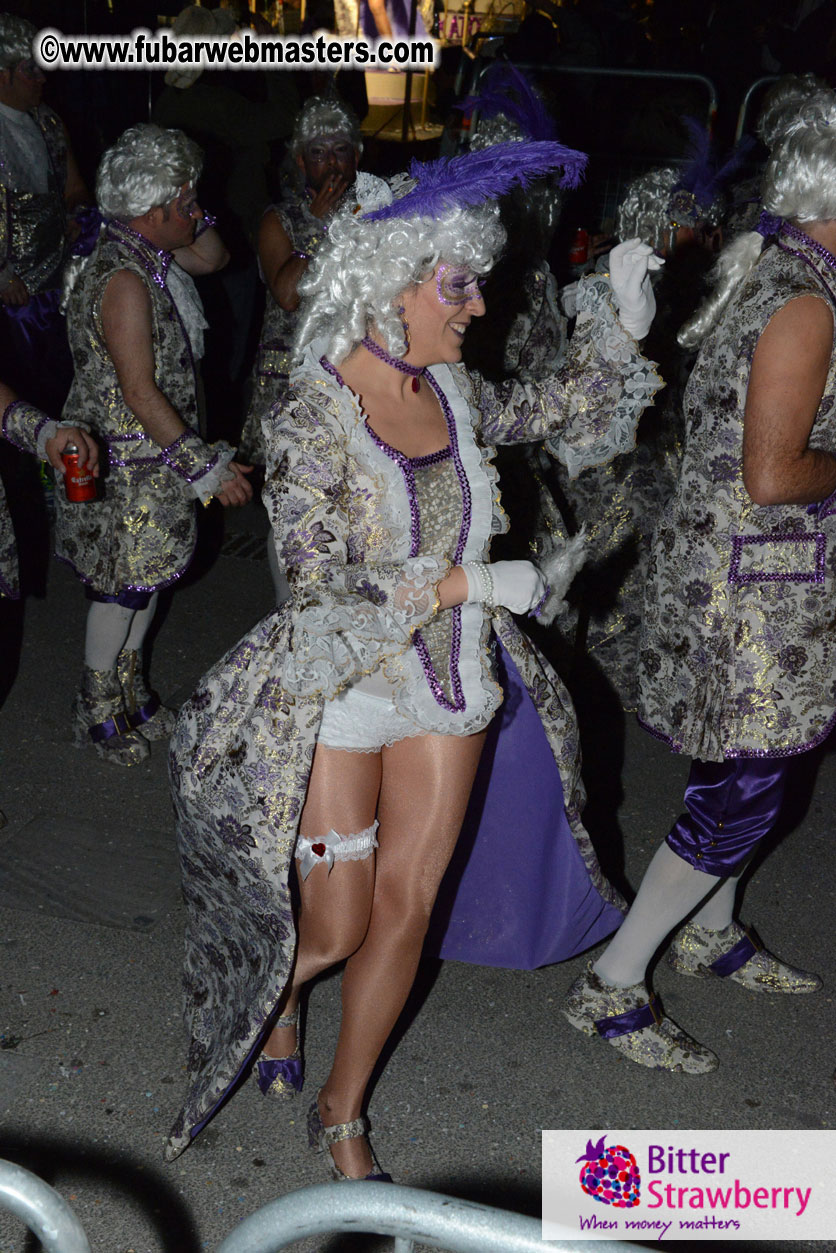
<box><xmin>756</xmin><ymin>73</ymin><xmax>834</xmax><ymax>152</ymax></box>
<box><xmin>96</xmin><ymin>124</ymin><xmax>203</xmax><ymax>221</ymax></box>
<box><xmin>295</xmin><ymin>197</ymin><xmax>505</xmax><ymax>365</ymax></box>
<box><xmin>616</xmin><ymin>166</ymin><xmax>724</xmax><ymax>251</ymax></box>
<box><xmin>291</xmin><ymin>95</ymin><xmax>363</xmax><ymax>158</ymax></box>
<box><xmin>679</xmin><ymin>102</ymin><xmax>836</xmax><ymax>349</ymax></box>
<box><xmin>0</xmin><ymin>13</ymin><xmax>35</xmax><ymax>71</ymax></box>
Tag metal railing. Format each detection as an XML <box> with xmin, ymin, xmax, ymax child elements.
<box><xmin>215</xmin><ymin>1181</ymin><xmax>636</xmax><ymax>1253</ymax></box>
<box><xmin>0</xmin><ymin>1163</ymin><xmax>639</xmax><ymax>1252</ymax></box>
<box><xmin>734</xmin><ymin>75</ymin><xmax>780</xmax><ymax>144</ymax></box>
<box><xmin>0</xmin><ymin>1159</ymin><xmax>91</xmax><ymax>1253</ymax></box>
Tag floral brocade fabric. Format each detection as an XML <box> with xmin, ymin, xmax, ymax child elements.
<box><xmin>638</xmin><ymin>239</ymin><xmax>836</xmax><ymax>760</ymax></box>
<box><xmin>164</xmin><ymin>298</ymin><xmax>660</xmax><ymax>1160</ymax></box>
<box><xmin>56</xmin><ymin>222</ymin><xmax>202</xmax><ymax>596</ymax></box>
<box><xmin>0</xmin><ymin>401</ymin><xmax>52</xmax><ymax>598</ymax></box>
<box><xmin>0</xmin><ymin>105</ymin><xmax>68</xmax><ymax>295</ymax></box>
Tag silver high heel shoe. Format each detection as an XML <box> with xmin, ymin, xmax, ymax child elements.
<box><xmin>252</xmin><ymin>1008</ymin><xmax>303</xmax><ymax>1098</ymax></box>
<box><xmin>306</xmin><ymin>1089</ymin><xmax>392</xmax><ymax>1182</ymax></box>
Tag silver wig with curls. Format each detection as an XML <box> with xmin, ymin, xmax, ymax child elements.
<box><xmin>0</xmin><ymin>13</ymin><xmax>35</xmax><ymax>71</ymax></box>
<box><xmin>616</xmin><ymin>166</ymin><xmax>725</xmax><ymax>252</ymax></box>
<box><xmin>290</xmin><ymin>94</ymin><xmax>363</xmax><ymax>158</ymax></box>
<box><xmin>95</xmin><ymin>124</ymin><xmax>202</xmax><ymax>221</ymax></box>
<box><xmin>757</xmin><ymin>73</ymin><xmax>834</xmax><ymax>152</ymax></box>
<box><xmin>679</xmin><ymin>102</ymin><xmax>836</xmax><ymax>349</ymax></box>
<box><xmin>294</xmin><ymin>191</ymin><xmax>505</xmax><ymax>366</ymax></box>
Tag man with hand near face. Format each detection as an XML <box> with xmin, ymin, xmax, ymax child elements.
<box><xmin>58</xmin><ymin>124</ymin><xmax>252</xmax><ymax>767</ymax></box>
<box><xmin>240</xmin><ymin>95</ymin><xmax>365</xmax><ymax>600</ymax></box>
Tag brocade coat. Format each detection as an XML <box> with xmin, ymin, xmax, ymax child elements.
<box><xmin>0</xmin><ymin>400</ymin><xmax>52</xmax><ymax>598</ymax></box>
<box><xmin>638</xmin><ymin>237</ymin><xmax>836</xmax><ymax>760</ymax></box>
<box><xmin>56</xmin><ymin>220</ymin><xmax>217</xmax><ymax>597</ymax></box>
<box><xmin>164</xmin><ymin>275</ymin><xmax>662</xmax><ymax>1159</ymax></box>
<box><xmin>0</xmin><ymin>104</ymin><xmax>67</xmax><ymax>295</ymax></box>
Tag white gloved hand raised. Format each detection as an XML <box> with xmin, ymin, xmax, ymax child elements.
<box><xmin>608</xmin><ymin>237</ymin><xmax>664</xmax><ymax>341</ymax></box>
<box><xmin>462</xmin><ymin>559</ymin><xmax>548</xmax><ymax>615</ymax></box>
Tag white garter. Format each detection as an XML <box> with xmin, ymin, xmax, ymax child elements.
<box><xmin>295</xmin><ymin>821</ymin><xmax>379</xmax><ymax>881</ymax></box>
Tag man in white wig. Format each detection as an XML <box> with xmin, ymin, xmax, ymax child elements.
<box><xmin>57</xmin><ymin>123</ymin><xmax>252</xmax><ymax>767</ymax></box>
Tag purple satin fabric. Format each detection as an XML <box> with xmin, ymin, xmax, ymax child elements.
<box><xmin>254</xmin><ymin>1053</ymin><xmax>303</xmax><ymax>1097</ymax></box>
<box><xmin>71</xmin><ymin>207</ymin><xmax>103</xmax><ymax>257</ymax></box>
<box><xmin>4</xmin><ymin>286</ymin><xmax>62</xmax><ymax>346</ymax></box>
<box><xmin>709</xmin><ymin>932</ymin><xmax>758</xmax><ymax>977</ymax></box>
<box><xmin>85</xmin><ymin>586</ymin><xmax>153</xmax><ymax>611</ymax></box>
<box><xmin>426</xmin><ymin>641</ymin><xmax>624</xmax><ymax>969</ymax></box>
<box><xmin>666</xmin><ymin>757</ymin><xmax>789</xmax><ymax>876</ymax></box>
<box><xmin>595</xmin><ymin>995</ymin><xmax>661</xmax><ymax>1040</ymax></box>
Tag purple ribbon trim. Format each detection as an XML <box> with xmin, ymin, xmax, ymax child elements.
<box><xmin>594</xmin><ymin>994</ymin><xmax>661</xmax><ymax>1040</ymax></box>
<box><xmin>127</xmin><ymin>694</ymin><xmax>160</xmax><ymax>730</ymax></box>
<box><xmin>254</xmin><ymin>1054</ymin><xmax>303</xmax><ymax>1096</ymax></box>
<box><xmin>88</xmin><ymin>711</ymin><xmax>135</xmax><ymax>743</ymax></box>
<box><xmin>755</xmin><ymin>209</ymin><xmax>783</xmax><ymax>239</ymax></box>
<box><xmin>709</xmin><ymin>931</ymin><xmax>759</xmax><ymax>977</ymax></box>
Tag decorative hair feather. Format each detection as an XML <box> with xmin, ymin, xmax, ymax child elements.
<box><xmin>457</xmin><ymin>63</ymin><xmax>557</xmax><ymax>142</ymax></box>
<box><xmin>363</xmin><ymin>140</ymin><xmax>587</xmax><ymax>223</ymax></box>
<box><xmin>674</xmin><ymin>116</ymin><xmax>752</xmax><ymax>213</ymax></box>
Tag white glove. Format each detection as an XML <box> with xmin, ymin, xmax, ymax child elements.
<box><xmin>608</xmin><ymin>238</ymin><xmax>663</xmax><ymax>341</ymax></box>
<box><xmin>462</xmin><ymin>560</ymin><xmax>547</xmax><ymax>615</ymax></box>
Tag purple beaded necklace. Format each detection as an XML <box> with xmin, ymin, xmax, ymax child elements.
<box><xmin>780</xmin><ymin>219</ymin><xmax>836</xmax><ymax>272</ymax></box>
<box><xmin>360</xmin><ymin>336</ymin><xmax>425</xmax><ymax>392</ymax></box>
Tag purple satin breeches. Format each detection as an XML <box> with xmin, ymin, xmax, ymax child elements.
<box><xmin>666</xmin><ymin>757</ymin><xmax>790</xmax><ymax>875</ymax></box>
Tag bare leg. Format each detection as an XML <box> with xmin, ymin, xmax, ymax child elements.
<box><xmin>263</xmin><ymin>743</ymin><xmax>382</xmax><ymax>1060</ymax></box>
<box><xmin>320</xmin><ymin>730</ymin><xmax>486</xmax><ymax>1177</ymax></box>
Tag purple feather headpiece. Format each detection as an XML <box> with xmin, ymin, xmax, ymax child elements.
<box><xmin>362</xmin><ymin>140</ymin><xmax>587</xmax><ymax>224</ymax></box>
<box><xmin>457</xmin><ymin>63</ymin><xmax>557</xmax><ymax>142</ymax></box>
<box><xmin>669</xmin><ymin>117</ymin><xmax>753</xmax><ymax>225</ymax></box>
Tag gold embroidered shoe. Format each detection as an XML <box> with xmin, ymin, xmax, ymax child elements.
<box><xmin>562</xmin><ymin>962</ymin><xmax>719</xmax><ymax>1074</ymax></box>
<box><xmin>72</xmin><ymin>665</ymin><xmax>150</xmax><ymax>767</ymax></box>
<box><xmin>667</xmin><ymin>920</ymin><xmax>821</xmax><ymax>993</ymax></box>
<box><xmin>253</xmin><ymin>1008</ymin><xmax>303</xmax><ymax>1099</ymax></box>
<box><xmin>117</xmin><ymin>647</ymin><xmax>178</xmax><ymax>742</ymax></box>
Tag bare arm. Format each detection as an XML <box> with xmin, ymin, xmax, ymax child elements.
<box><xmin>173</xmin><ymin>222</ymin><xmax>230</xmax><ymax>276</ymax></box>
<box><xmin>101</xmin><ymin>269</ymin><xmax>189</xmax><ymax>446</ymax></box>
<box><xmin>259</xmin><ymin>211</ymin><xmax>305</xmax><ymax>312</ymax></box>
<box><xmin>743</xmin><ymin>294</ymin><xmax>836</xmax><ymax>506</ymax></box>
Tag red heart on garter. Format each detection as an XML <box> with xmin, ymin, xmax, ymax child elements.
<box><xmin>311</xmin><ymin>843</ymin><xmax>326</xmax><ymax>857</ymax></box>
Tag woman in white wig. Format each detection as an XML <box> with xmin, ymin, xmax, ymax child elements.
<box><xmin>165</xmin><ymin>141</ymin><xmax>663</xmax><ymax>1177</ymax></box>
<box><xmin>563</xmin><ymin>108</ymin><xmax>835</xmax><ymax>1073</ymax></box>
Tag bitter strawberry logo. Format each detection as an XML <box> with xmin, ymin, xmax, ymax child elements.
<box><xmin>577</xmin><ymin>1135</ymin><xmax>641</xmax><ymax>1207</ymax></box>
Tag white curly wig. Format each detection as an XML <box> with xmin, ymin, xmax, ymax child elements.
<box><xmin>96</xmin><ymin>124</ymin><xmax>203</xmax><ymax>221</ymax></box>
<box><xmin>679</xmin><ymin>102</ymin><xmax>836</xmax><ymax>349</ymax></box>
<box><xmin>294</xmin><ymin>191</ymin><xmax>505</xmax><ymax>365</ymax></box>
<box><xmin>0</xmin><ymin>13</ymin><xmax>35</xmax><ymax>71</ymax></box>
<box><xmin>616</xmin><ymin>165</ymin><xmax>725</xmax><ymax>251</ymax></box>
<box><xmin>290</xmin><ymin>94</ymin><xmax>363</xmax><ymax>158</ymax></box>
<box><xmin>756</xmin><ymin>73</ymin><xmax>834</xmax><ymax>152</ymax></box>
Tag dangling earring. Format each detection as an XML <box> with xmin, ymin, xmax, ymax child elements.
<box><xmin>397</xmin><ymin>304</ymin><xmax>410</xmax><ymax>353</ymax></box>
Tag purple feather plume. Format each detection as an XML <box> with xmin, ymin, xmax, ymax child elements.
<box><xmin>363</xmin><ymin>140</ymin><xmax>587</xmax><ymax>223</ymax></box>
<box><xmin>676</xmin><ymin>115</ymin><xmax>754</xmax><ymax>207</ymax></box>
<box><xmin>457</xmin><ymin>63</ymin><xmax>557</xmax><ymax>142</ymax></box>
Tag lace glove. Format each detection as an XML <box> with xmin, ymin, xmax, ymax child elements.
<box><xmin>160</xmin><ymin>430</ymin><xmax>237</xmax><ymax>505</ymax></box>
<box><xmin>462</xmin><ymin>560</ymin><xmax>548</xmax><ymax>616</ymax></box>
<box><xmin>608</xmin><ymin>238</ymin><xmax>663</xmax><ymax>340</ymax></box>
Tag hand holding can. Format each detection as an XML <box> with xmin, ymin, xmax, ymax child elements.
<box><xmin>61</xmin><ymin>443</ymin><xmax>97</xmax><ymax>502</ymax></box>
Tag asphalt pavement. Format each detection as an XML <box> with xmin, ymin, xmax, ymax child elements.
<box><xmin>1</xmin><ymin>499</ymin><xmax>834</xmax><ymax>1253</ymax></box>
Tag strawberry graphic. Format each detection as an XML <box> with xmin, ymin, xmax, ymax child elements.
<box><xmin>577</xmin><ymin>1135</ymin><xmax>641</xmax><ymax>1207</ymax></box>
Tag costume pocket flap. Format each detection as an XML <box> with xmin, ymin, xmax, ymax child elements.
<box><xmin>728</xmin><ymin>532</ymin><xmax>826</xmax><ymax>585</ymax></box>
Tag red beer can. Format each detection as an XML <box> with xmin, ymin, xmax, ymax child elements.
<box><xmin>62</xmin><ymin>443</ymin><xmax>97</xmax><ymax>503</ymax></box>
<box><xmin>568</xmin><ymin>227</ymin><xmax>589</xmax><ymax>265</ymax></box>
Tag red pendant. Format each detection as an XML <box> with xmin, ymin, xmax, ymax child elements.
<box><xmin>411</xmin><ymin>377</ymin><xmax>420</xmax><ymax>393</ymax></box>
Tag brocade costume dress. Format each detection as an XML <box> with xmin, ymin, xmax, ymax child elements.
<box><xmin>638</xmin><ymin>235</ymin><xmax>836</xmax><ymax>760</ymax></box>
<box><xmin>164</xmin><ymin>274</ymin><xmax>662</xmax><ymax>1160</ymax></box>
<box><xmin>239</xmin><ymin>196</ymin><xmax>330</xmax><ymax>466</ymax></box>
<box><xmin>0</xmin><ymin>399</ymin><xmax>56</xmax><ymax>598</ymax></box>
<box><xmin>56</xmin><ymin>220</ymin><xmax>223</xmax><ymax>602</ymax></box>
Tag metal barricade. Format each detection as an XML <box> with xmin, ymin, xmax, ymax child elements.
<box><xmin>0</xmin><ymin>1159</ymin><xmax>92</xmax><ymax>1253</ymax></box>
<box><xmin>216</xmin><ymin>1181</ymin><xmax>636</xmax><ymax>1253</ymax></box>
<box><xmin>734</xmin><ymin>75</ymin><xmax>780</xmax><ymax>144</ymax></box>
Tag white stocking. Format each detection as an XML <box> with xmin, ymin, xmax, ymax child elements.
<box><xmin>84</xmin><ymin>601</ymin><xmax>134</xmax><ymax>671</ymax></box>
<box><xmin>124</xmin><ymin>593</ymin><xmax>158</xmax><ymax>650</ymax></box>
<box><xmin>690</xmin><ymin>873</ymin><xmax>740</xmax><ymax>930</ymax></box>
<box><xmin>593</xmin><ymin>842</ymin><xmax>721</xmax><ymax>988</ymax></box>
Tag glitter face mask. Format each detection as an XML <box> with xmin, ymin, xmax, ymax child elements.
<box><xmin>435</xmin><ymin>263</ymin><xmax>485</xmax><ymax>306</ymax></box>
